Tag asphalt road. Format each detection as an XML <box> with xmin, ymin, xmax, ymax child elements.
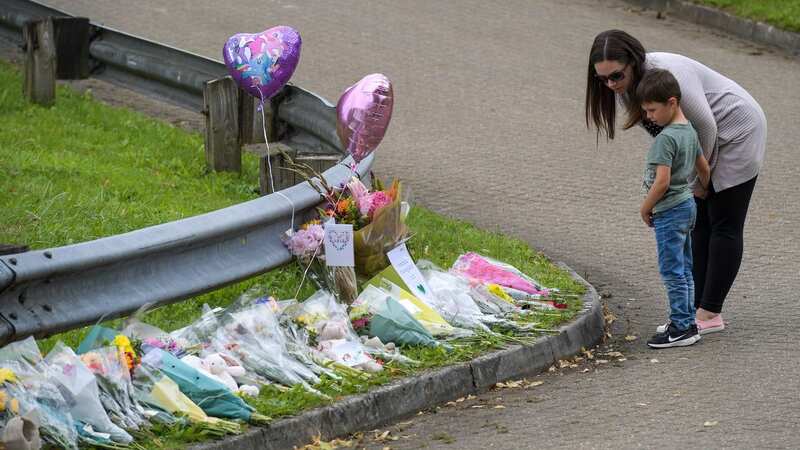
<box><xmin>34</xmin><ymin>0</ymin><xmax>800</xmax><ymax>448</ymax></box>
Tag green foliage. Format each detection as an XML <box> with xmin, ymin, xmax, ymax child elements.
<box><xmin>692</xmin><ymin>0</ymin><xmax>800</xmax><ymax>32</ymax></box>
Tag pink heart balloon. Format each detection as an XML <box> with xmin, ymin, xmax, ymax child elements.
<box><xmin>336</xmin><ymin>74</ymin><xmax>394</xmax><ymax>163</ymax></box>
<box><xmin>223</xmin><ymin>26</ymin><xmax>301</xmax><ymax>101</ymax></box>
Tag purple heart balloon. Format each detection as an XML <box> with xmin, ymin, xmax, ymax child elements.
<box><xmin>336</xmin><ymin>74</ymin><xmax>394</xmax><ymax>163</ymax></box>
<box><xmin>223</xmin><ymin>26</ymin><xmax>301</xmax><ymax>101</ymax></box>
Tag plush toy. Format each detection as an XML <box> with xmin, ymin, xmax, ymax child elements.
<box><xmin>180</xmin><ymin>354</ymin><xmax>259</xmax><ymax>397</ymax></box>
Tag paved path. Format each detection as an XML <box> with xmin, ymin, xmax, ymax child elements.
<box><xmin>38</xmin><ymin>0</ymin><xmax>800</xmax><ymax>448</ymax></box>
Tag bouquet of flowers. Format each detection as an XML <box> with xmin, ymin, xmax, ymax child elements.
<box><xmin>328</xmin><ymin>177</ymin><xmax>409</xmax><ymax>278</ymax></box>
<box><xmin>138</xmin><ymin>348</ymin><xmax>268</xmax><ymax>424</ymax></box>
<box><xmin>42</xmin><ymin>342</ymin><xmax>134</xmax><ymax>444</ymax></box>
<box><xmin>131</xmin><ymin>364</ymin><xmax>241</xmax><ymax>437</ymax></box>
<box><xmin>284</xmin><ymin>221</ymin><xmax>358</xmax><ymax>304</ymax></box>
<box><xmin>0</xmin><ymin>353</ymin><xmax>79</xmax><ymax>449</ymax></box>
<box><xmin>284</xmin><ymin>290</ymin><xmax>382</xmax><ymax>373</ymax></box>
<box><xmin>0</xmin><ymin>366</ymin><xmax>44</xmax><ymax>450</ymax></box>
<box><xmin>80</xmin><ymin>346</ymin><xmax>148</xmax><ymax>431</ymax></box>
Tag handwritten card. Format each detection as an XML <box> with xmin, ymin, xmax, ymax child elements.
<box><xmin>324</xmin><ymin>223</ymin><xmax>354</xmax><ymax>267</ymax></box>
<box><xmin>387</xmin><ymin>242</ymin><xmax>433</xmax><ymax>301</ymax></box>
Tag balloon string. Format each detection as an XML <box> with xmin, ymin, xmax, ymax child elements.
<box><xmin>258</xmin><ymin>91</ymin><xmax>276</xmax><ymax>194</ymax></box>
<box><xmin>294</xmin><ymin>245</ymin><xmax>321</xmax><ymax>301</ymax></box>
<box><xmin>257</xmin><ymin>91</ymin><xmax>295</xmax><ymax>231</ymax></box>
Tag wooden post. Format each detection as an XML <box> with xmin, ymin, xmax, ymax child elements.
<box><xmin>52</xmin><ymin>17</ymin><xmax>91</xmax><ymax>79</ymax></box>
<box><xmin>23</xmin><ymin>18</ymin><xmax>56</xmax><ymax>106</ymax></box>
<box><xmin>259</xmin><ymin>142</ymin><xmax>296</xmax><ymax>195</ymax></box>
<box><xmin>203</xmin><ymin>76</ymin><xmax>241</xmax><ymax>173</ymax></box>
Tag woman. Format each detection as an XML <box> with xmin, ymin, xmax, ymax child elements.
<box><xmin>585</xmin><ymin>30</ymin><xmax>766</xmax><ymax>334</ymax></box>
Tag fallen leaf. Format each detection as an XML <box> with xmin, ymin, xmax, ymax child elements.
<box><xmin>525</xmin><ymin>381</ymin><xmax>544</xmax><ymax>388</ymax></box>
<box><xmin>704</xmin><ymin>421</ymin><xmax>719</xmax><ymax>427</ymax></box>
<box><xmin>596</xmin><ymin>359</ymin><xmax>609</xmax><ymax>364</ymax></box>
<box><xmin>617</xmin><ymin>358</ymin><xmax>627</xmax><ymax>362</ymax></box>
<box><xmin>445</xmin><ymin>401</ymin><xmax>457</xmax><ymax>407</ymax></box>
<box><xmin>625</xmin><ymin>335</ymin><xmax>638</xmax><ymax>341</ymax></box>
<box><xmin>493</xmin><ymin>405</ymin><xmax>506</xmax><ymax>409</ymax></box>
<box><xmin>650</xmin><ymin>358</ymin><xmax>659</xmax><ymax>363</ymax></box>
<box><xmin>471</xmin><ymin>405</ymin><xmax>486</xmax><ymax>409</ymax></box>
<box><xmin>603</xmin><ymin>351</ymin><xmax>624</xmax><ymax>357</ymax></box>
<box><xmin>455</xmin><ymin>397</ymin><xmax>466</xmax><ymax>403</ymax></box>
<box><xmin>467</xmin><ymin>394</ymin><xmax>476</xmax><ymax>400</ymax></box>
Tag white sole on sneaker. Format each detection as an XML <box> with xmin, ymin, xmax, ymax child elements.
<box><xmin>647</xmin><ymin>334</ymin><xmax>701</xmax><ymax>349</ymax></box>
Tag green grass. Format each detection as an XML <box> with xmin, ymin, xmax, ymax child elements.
<box><xmin>0</xmin><ymin>59</ymin><xmax>584</xmax><ymax>448</ymax></box>
<box><xmin>691</xmin><ymin>0</ymin><xmax>800</xmax><ymax>33</ymax></box>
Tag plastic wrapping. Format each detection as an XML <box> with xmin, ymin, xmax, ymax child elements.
<box><xmin>416</xmin><ymin>260</ymin><xmax>495</xmax><ymax>331</ymax></box>
<box><xmin>131</xmin><ymin>364</ymin><xmax>240</xmax><ymax>435</ymax></box>
<box><xmin>80</xmin><ymin>346</ymin><xmax>148</xmax><ymax>431</ymax></box>
<box><xmin>285</xmin><ymin>290</ymin><xmax>381</xmax><ymax>372</ymax></box>
<box><xmin>43</xmin><ymin>343</ymin><xmax>133</xmax><ymax>444</ymax></box>
<box><xmin>353</xmin><ymin>180</ymin><xmax>409</xmax><ymax>277</ymax></box>
<box><xmin>215</xmin><ymin>300</ymin><xmax>320</xmax><ymax>387</ymax></box>
<box><xmin>451</xmin><ymin>252</ymin><xmax>549</xmax><ymax>296</ymax></box>
<box><xmin>0</xmin><ymin>337</ymin><xmax>43</xmax><ymax>366</ymax></box>
<box><xmin>1</xmin><ymin>360</ymin><xmax>78</xmax><ymax>449</ymax></box>
<box><xmin>139</xmin><ymin>348</ymin><xmax>264</xmax><ymax>423</ymax></box>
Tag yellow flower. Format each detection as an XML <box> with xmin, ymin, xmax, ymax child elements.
<box><xmin>10</xmin><ymin>397</ymin><xmax>19</xmax><ymax>414</ymax></box>
<box><xmin>113</xmin><ymin>334</ymin><xmax>132</xmax><ymax>350</ymax></box>
<box><xmin>0</xmin><ymin>389</ymin><xmax>7</xmax><ymax>411</ymax></box>
<box><xmin>487</xmin><ymin>284</ymin><xmax>515</xmax><ymax>304</ymax></box>
<box><xmin>0</xmin><ymin>368</ymin><xmax>18</xmax><ymax>384</ymax></box>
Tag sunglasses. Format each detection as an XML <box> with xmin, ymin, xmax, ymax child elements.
<box><xmin>595</xmin><ymin>65</ymin><xmax>628</xmax><ymax>84</ymax></box>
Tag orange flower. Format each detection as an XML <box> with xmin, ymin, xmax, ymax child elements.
<box><xmin>336</xmin><ymin>198</ymin><xmax>353</xmax><ymax>214</ymax></box>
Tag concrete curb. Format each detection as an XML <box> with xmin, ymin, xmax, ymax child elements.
<box><xmin>192</xmin><ymin>262</ymin><xmax>604</xmax><ymax>450</ymax></box>
<box><xmin>624</xmin><ymin>0</ymin><xmax>800</xmax><ymax>56</ymax></box>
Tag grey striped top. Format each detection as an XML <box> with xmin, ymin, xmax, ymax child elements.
<box><xmin>635</xmin><ymin>52</ymin><xmax>767</xmax><ymax>192</ymax></box>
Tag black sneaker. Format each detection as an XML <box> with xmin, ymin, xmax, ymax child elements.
<box><xmin>647</xmin><ymin>323</ymin><xmax>700</xmax><ymax>349</ymax></box>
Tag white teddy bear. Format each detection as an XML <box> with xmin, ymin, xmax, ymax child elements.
<box><xmin>180</xmin><ymin>354</ymin><xmax>259</xmax><ymax>397</ymax></box>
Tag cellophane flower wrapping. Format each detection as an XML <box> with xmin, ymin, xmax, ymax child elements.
<box><xmin>284</xmin><ymin>290</ymin><xmax>381</xmax><ymax>372</ymax></box>
<box><xmin>1</xmin><ymin>359</ymin><xmax>79</xmax><ymax>449</ymax></box>
<box><xmin>451</xmin><ymin>252</ymin><xmax>549</xmax><ymax>296</ymax></box>
<box><xmin>80</xmin><ymin>346</ymin><xmax>148</xmax><ymax>431</ymax></box>
<box><xmin>353</xmin><ymin>180</ymin><xmax>409</xmax><ymax>278</ymax></box>
<box><xmin>415</xmin><ymin>260</ymin><xmax>496</xmax><ymax>331</ymax></box>
<box><xmin>131</xmin><ymin>363</ymin><xmax>240</xmax><ymax>435</ymax></box>
<box><xmin>214</xmin><ymin>295</ymin><xmax>321</xmax><ymax>388</ymax></box>
<box><xmin>138</xmin><ymin>348</ymin><xmax>257</xmax><ymax>422</ymax></box>
<box><xmin>43</xmin><ymin>342</ymin><xmax>133</xmax><ymax>444</ymax></box>
<box><xmin>284</xmin><ymin>222</ymin><xmax>358</xmax><ymax>304</ymax></box>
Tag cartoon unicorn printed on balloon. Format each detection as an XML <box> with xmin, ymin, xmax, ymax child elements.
<box><xmin>222</xmin><ymin>26</ymin><xmax>301</xmax><ymax>101</ymax></box>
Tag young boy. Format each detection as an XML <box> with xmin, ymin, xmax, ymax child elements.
<box><xmin>637</xmin><ymin>69</ymin><xmax>710</xmax><ymax>349</ymax></box>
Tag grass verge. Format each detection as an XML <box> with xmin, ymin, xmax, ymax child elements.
<box><xmin>0</xmin><ymin>59</ymin><xmax>584</xmax><ymax>449</ymax></box>
<box><xmin>691</xmin><ymin>0</ymin><xmax>800</xmax><ymax>33</ymax></box>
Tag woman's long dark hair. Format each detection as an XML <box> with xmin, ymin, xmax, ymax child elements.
<box><xmin>584</xmin><ymin>30</ymin><xmax>647</xmax><ymax>141</ymax></box>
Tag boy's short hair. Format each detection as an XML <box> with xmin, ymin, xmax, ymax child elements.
<box><xmin>636</xmin><ymin>68</ymin><xmax>682</xmax><ymax>104</ymax></box>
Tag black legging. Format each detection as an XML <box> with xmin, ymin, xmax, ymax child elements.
<box><xmin>692</xmin><ymin>176</ymin><xmax>757</xmax><ymax>313</ymax></box>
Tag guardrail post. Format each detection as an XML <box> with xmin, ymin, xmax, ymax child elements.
<box><xmin>259</xmin><ymin>142</ymin><xmax>295</xmax><ymax>195</ymax></box>
<box><xmin>203</xmin><ymin>76</ymin><xmax>241</xmax><ymax>173</ymax></box>
<box><xmin>238</xmin><ymin>92</ymin><xmax>273</xmax><ymax>145</ymax></box>
<box><xmin>22</xmin><ymin>18</ymin><xmax>56</xmax><ymax>106</ymax></box>
<box><xmin>52</xmin><ymin>17</ymin><xmax>91</xmax><ymax>79</ymax></box>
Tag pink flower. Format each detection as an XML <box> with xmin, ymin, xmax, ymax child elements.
<box><xmin>285</xmin><ymin>224</ymin><xmax>324</xmax><ymax>259</ymax></box>
<box><xmin>367</xmin><ymin>191</ymin><xmax>392</xmax><ymax>218</ymax></box>
<box><xmin>347</xmin><ymin>177</ymin><xmax>375</xmax><ymax>216</ymax></box>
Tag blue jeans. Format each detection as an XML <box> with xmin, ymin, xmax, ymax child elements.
<box><xmin>653</xmin><ymin>198</ymin><xmax>697</xmax><ymax>331</ymax></box>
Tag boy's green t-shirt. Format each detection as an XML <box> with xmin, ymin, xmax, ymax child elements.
<box><xmin>642</xmin><ymin>122</ymin><xmax>701</xmax><ymax>213</ymax></box>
